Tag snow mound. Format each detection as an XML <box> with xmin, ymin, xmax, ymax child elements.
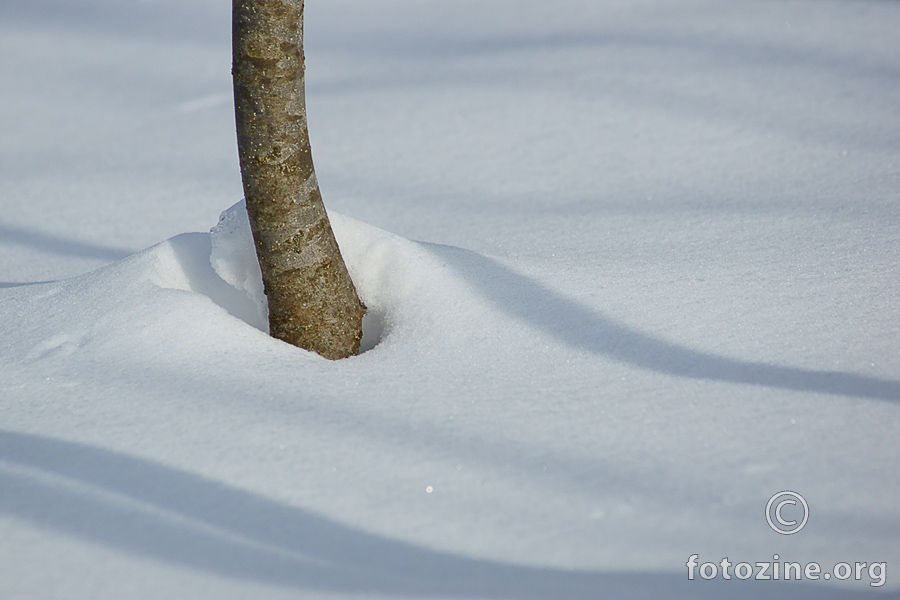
<box><xmin>205</xmin><ymin>199</ymin><xmax>507</xmax><ymax>355</ymax></box>
<box><xmin>0</xmin><ymin>201</ymin><xmax>490</xmax><ymax>366</ymax></box>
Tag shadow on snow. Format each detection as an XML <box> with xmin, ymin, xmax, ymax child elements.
<box><xmin>422</xmin><ymin>243</ymin><xmax>900</xmax><ymax>403</ymax></box>
<box><xmin>0</xmin><ymin>430</ymin><xmax>885</xmax><ymax>600</ymax></box>
<box><xmin>0</xmin><ymin>222</ymin><xmax>133</xmax><ymax>262</ymax></box>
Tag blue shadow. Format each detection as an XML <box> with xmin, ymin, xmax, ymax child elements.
<box><xmin>423</xmin><ymin>243</ymin><xmax>900</xmax><ymax>402</ymax></box>
<box><xmin>0</xmin><ymin>430</ymin><xmax>885</xmax><ymax>599</ymax></box>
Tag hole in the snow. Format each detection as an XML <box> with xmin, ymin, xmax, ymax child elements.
<box><xmin>359</xmin><ymin>310</ymin><xmax>385</xmax><ymax>354</ymax></box>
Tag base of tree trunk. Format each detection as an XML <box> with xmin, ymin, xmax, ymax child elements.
<box><xmin>233</xmin><ymin>0</ymin><xmax>365</xmax><ymax>360</ymax></box>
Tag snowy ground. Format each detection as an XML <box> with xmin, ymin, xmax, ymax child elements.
<box><xmin>1</xmin><ymin>0</ymin><xmax>899</xmax><ymax>598</ymax></box>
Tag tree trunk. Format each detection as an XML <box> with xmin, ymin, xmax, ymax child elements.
<box><xmin>232</xmin><ymin>0</ymin><xmax>365</xmax><ymax>359</ymax></box>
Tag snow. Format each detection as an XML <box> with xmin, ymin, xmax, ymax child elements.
<box><xmin>209</xmin><ymin>202</ymin><xmax>269</xmax><ymax>332</ymax></box>
<box><xmin>1</xmin><ymin>0</ymin><xmax>899</xmax><ymax>598</ymax></box>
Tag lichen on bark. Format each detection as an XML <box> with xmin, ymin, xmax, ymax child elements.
<box><xmin>233</xmin><ymin>0</ymin><xmax>365</xmax><ymax>359</ymax></box>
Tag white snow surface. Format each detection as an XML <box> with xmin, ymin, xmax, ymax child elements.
<box><xmin>1</xmin><ymin>0</ymin><xmax>899</xmax><ymax>598</ymax></box>
<box><xmin>209</xmin><ymin>201</ymin><xmax>269</xmax><ymax>332</ymax></box>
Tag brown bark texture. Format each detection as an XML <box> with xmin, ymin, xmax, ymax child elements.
<box><xmin>233</xmin><ymin>0</ymin><xmax>365</xmax><ymax>359</ymax></box>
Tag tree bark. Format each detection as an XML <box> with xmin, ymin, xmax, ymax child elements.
<box><xmin>232</xmin><ymin>0</ymin><xmax>365</xmax><ymax>359</ymax></box>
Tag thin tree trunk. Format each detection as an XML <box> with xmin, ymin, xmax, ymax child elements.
<box><xmin>232</xmin><ymin>0</ymin><xmax>365</xmax><ymax>359</ymax></box>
